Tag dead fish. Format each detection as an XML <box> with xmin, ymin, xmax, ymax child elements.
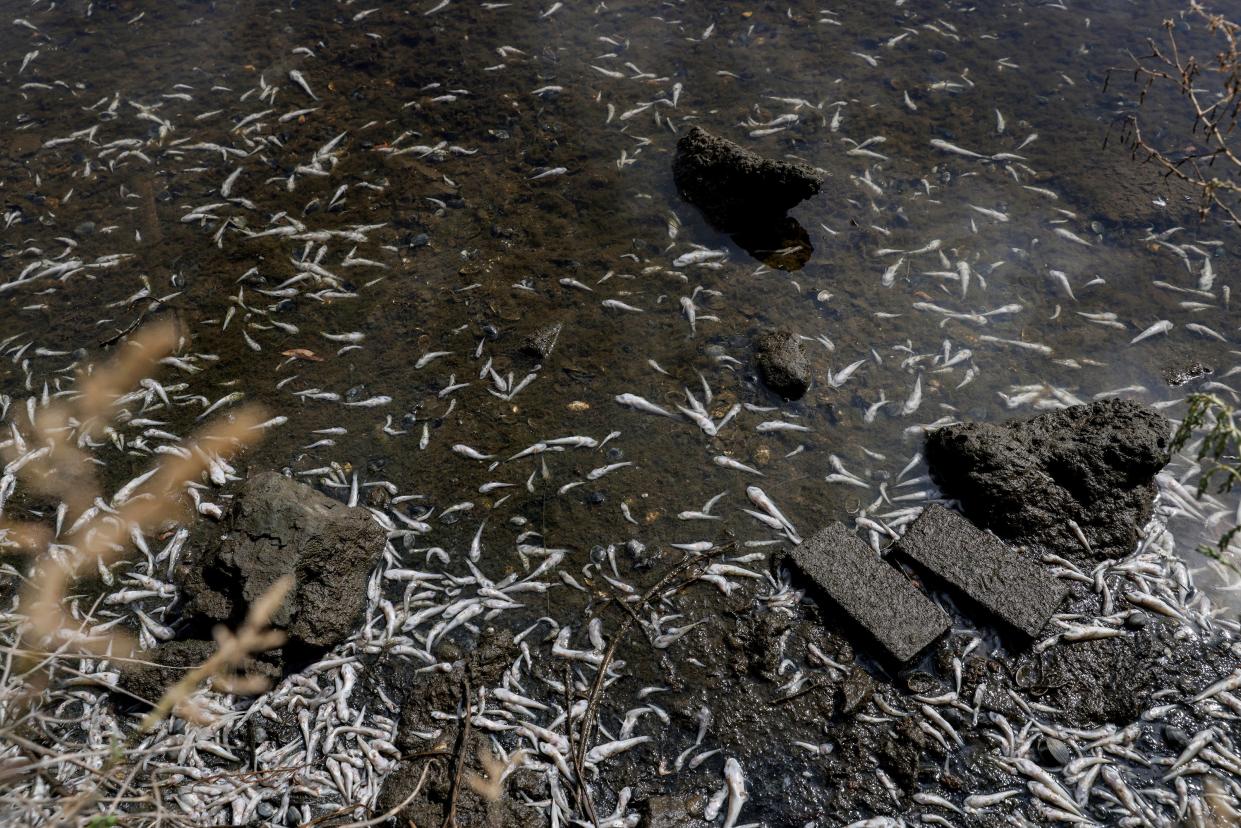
<box><xmin>930</xmin><ymin>138</ymin><xmax>986</xmax><ymax>159</ymax></box>
<box><xmin>1130</xmin><ymin>320</ymin><xmax>1173</xmax><ymax>345</ymax></box>
<box><xmin>713</xmin><ymin>456</ymin><xmax>764</xmax><ymax>476</ymax></box>
<box><xmin>1054</xmin><ymin>227</ymin><xmax>1092</xmax><ymax>247</ymax></box>
<box><xmin>452</xmin><ymin>444</ymin><xmax>494</xmax><ymax>461</ymax></box>
<box><xmin>901</xmin><ymin>375</ymin><xmax>923</xmax><ymax>415</ymax></box>
<box><xmin>722</xmin><ymin>758</ymin><xmax>748</xmax><ymax>828</ymax></box>
<box><xmin>756</xmin><ymin>421</ymin><xmax>812</xmax><ymax>433</ymax></box>
<box><xmin>602</xmin><ymin>299</ymin><xmax>644</xmax><ymax>313</ymax></box>
<box><xmin>343</xmin><ymin>395</ymin><xmax>391</xmax><ymax>407</ymax></box>
<box><xmin>673</xmin><ymin>248</ymin><xmax>727</xmax><ymax>268</ymax></box>
<box><xmin>289</xmin><ymin>69</ymin><xmax>318</xmax><ymax>100</ymax></box>
<box><xmin>1048</xmin><ymin>269</ymin><xmax>1076</xmax><ymax>300</ymax></box>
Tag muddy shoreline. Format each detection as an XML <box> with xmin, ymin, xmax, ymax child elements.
<box><xmin>1</xmin><ymin>0</ymin><xmax>1240</xmax><ymax>824</ymax></box>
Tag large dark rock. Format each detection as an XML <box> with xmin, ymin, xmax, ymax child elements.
<box><xmin>178</xmin><ymin>471</ymin><xmax>386</xmax><ymax>653</ymax></box>
<box><xmin>672</xmin><ymin>126</ymin><xmax>822</xmax><ymax>229</ymax></box>
<box><xmin>925</xmin><ymin>400</ymin><xmax>1170</xmax><ymax>561</ymax></box>
<box><xmin>754</xmin><ymin>328</ymin><xmax>810</xmax><ymax>400</ymax></box>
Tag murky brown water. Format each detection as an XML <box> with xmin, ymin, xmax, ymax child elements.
<box><xmin>2</xmin><ymin>0</ymin><xmax>1240</xmax><ymax>824</ymax></box>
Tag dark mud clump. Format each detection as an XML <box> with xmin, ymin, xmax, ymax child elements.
<box><xmin>753</xmin><ymin>328</ymin><xmax>811</xmax><ymax>400</ymax></box>
<box><xmin>1013</xmin><ymin>617</ymin><xmax>1238</xmax><ymax>726</ymax></box>
<box><xmin>177</xmin><ymin>471</ymin><xmax>387</xmax><ymax>658</ymax></box>
<box><xmin>379</xmin><ymin>627</ymin><xmax>536</xmax><ymax>825</ymax></box>
<box><xmin>925</xmin><ymin>400</ymin><xmax>1170</xmax><ymax>561</ymax></box>
<box><xmin>116</xmin><ymin>639</ymin><xmax>279</xmax><ymax>705</ymax></box>
<box><xmin>672</xmin><ymin>126</ymin><xmax>822</xmax><ymax>229</ymax></box>
<box><xmin>606</xmin><ymin>605</ymin><xmax>955</xmax><ymax>823</ymax></box>
<box><xmin>376</xmin><ymin>760</ymin><xmax>545</xmax><ymax>828</ymax></box>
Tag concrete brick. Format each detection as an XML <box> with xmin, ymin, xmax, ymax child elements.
<box><xmin>791</xmin><ymin>522</ymin><xmax>950</xmax><ymax>662</ymax></box>
<box><xmin>893</xmin><ymin>504</ymin><xmax>1067</xmax><ymax>638</ymax></box>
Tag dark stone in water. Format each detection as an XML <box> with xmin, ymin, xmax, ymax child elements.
<box><xmin>754</xmin><ymin>328</ymin><xmax>810</xmax><ymax>400</ymax></box>
<box><xmin>406</xmin><ymin>232</ymin><xmax>430</xmax><ymax>248</ymax></box>
<box><xmin>789</xmin><ymin>522</ymin><xmax>950</xmax><ymax>663</ymax></box>
<box><xmin>522</xmin><ymin>321</ymin><xmax>563</xmax><ymax>359</ymax></box>
<box><xmin>892</xmin><ymin>504</ymin><xmax>1068</xmax><ymax>638</ymax></box>
<box><xmin>925</xmin><ymin>400</ymin><xmax>1170</xmax><ymax>561</ymax></box>
<box><xmin>672</xmin><ymin>126</ymin><xmax>822</xmax><ymax>229</ymax></box>
<box><xmin>177</xmin><ymin>471</ymin><xmax>386</xmax><ymax>654</ymax></box>
<box><xmin>1163</xmin><ymin>360</ymin><xmax>1212</xmax><ymax>387</ymax></box>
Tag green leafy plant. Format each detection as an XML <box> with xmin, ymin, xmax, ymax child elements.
<box><xmin>1170</xmin><ymin>393</ymin><xmax>1241</xmax><ymax>557</ymax></box>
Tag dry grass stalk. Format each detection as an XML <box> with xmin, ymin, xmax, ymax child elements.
<box><xmin>463</xmin><ymin>746</ymin><xmax>527</xmax><ymax>801</ymax></box>
<box><xmin>140</xmin><ymin>574</ymin><xmax>291</xmax><ymax>732</ymax></box>
<box><xmin>0</xmin><ymin>320</ymin><xmax>289</xmax><ymax>823</ymax></box>
<box><xmin>1115</xmin><ymin>2</ymin><xmax>1241</xmax><ymax>226</ymax></box>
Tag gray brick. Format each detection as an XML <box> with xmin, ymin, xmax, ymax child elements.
<box><xmin>893</xmin><ymin>504</ymin><xmax>1068</xmax><ymax>638</ymax></box>
<box><xmin>790</xmin><ymin>522</ymin><xmax>951</xmax><ymax>663</ymax></box>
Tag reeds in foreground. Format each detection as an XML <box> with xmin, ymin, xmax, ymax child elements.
<box><xmin>0</xmin><ymin>320</ymin><xmax>287</xmax><ymax>823</ymax></box>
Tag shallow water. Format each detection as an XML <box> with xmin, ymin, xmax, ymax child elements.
<box><xmin>3</xmin><ymin>0</ymin><xmax>1241</xmax><ymax>825</ymax></box>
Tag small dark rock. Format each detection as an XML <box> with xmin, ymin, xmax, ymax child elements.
<box><xmin>644</xmin><ymin>793</ymin><xmax>710</xmax><ymax>827</ymax></box>
<box><xmin>1125</xmin><ymin>611</ymin><xmax>1149</xmax><ymax>629</ymax></box>
<box><xmin>754</xmin><ymin>328</ymin><xmax>810</xmax><ymax>400</ymax></box>
<box><xmin>672</xmin><ymin>126</ymin><xmax>823</xmax><ymax>229</ymax></box>
<box><xmin>482</xmin><ymin>323</ymin><xmax>501</xmax><ymax>341</ymax></box>
<box><xmin>925</xmin><ymin>400</ymin><xmax>1170</xmax><ymax>561</ymax></box>
<box><xmin>1164</xmin><ymin>725</ymin><xmax>1191</xmax><ymax>749</ymax></box>
<box><xmin>177</xmin><ymin>472</ymin><xmax>387</xmax><ymax>654</ymax></box>
<box><xmin>626</xmin><ymin>539</ymin><xmax>661</xmax><ymax>570</ymax></box>
<box><xmin>1038</xmin><ymin>736</ymin><xmax>1071</xmax><ymax>766</ymax></box>
<box><xmin>586</xmin><ymin>490</ymin><xmax>606</xmax><ymax>505</ymax></box>
<box><xmin>75</xmin><ymin>221</ymin><xmax>96</xmax><ymax>236</ymax></box>
<box><xmin>406</xmin><ymin>232</ymin><xmax>430</xmax><ymax>248</ymax></box>
<box><xmin>839</xmin><ymin>667</ymin><xmax>876</xmax><ymax>714</ymax></box>
<box><xmin>1163</xmin><ymin>361</ymin><xmax>1213</xmax><ymax>387</ymax></box>
<box><xmin>522</xmin><ymin>321</ymin><xmax>563</xmax><ymax>359</ymax></box>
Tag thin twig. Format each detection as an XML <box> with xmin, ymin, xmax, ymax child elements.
<box><xmin>440</xmin><ymin>672</ymin><xmax>473</xmax><ymax>828</ymax></box>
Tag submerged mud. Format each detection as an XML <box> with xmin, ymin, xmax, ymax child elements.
<box><xmin>1</xmin><ymin>0</ymin><xmax>1240</xmax><ymax>825</ymax></box>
